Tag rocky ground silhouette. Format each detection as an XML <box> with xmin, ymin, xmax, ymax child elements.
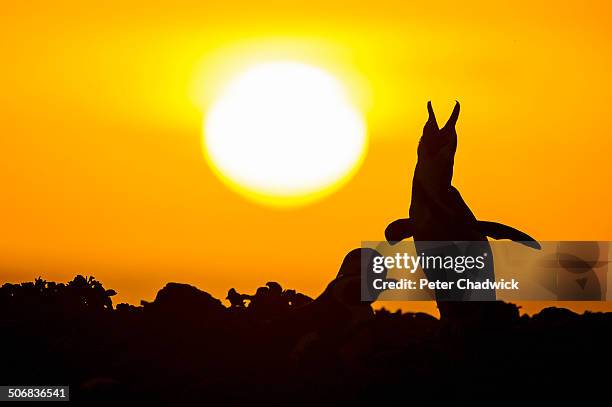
<box><xmin>1</xmin><ymin>269</ymin><xmax>610</xmax><ymax>405</ymax></box>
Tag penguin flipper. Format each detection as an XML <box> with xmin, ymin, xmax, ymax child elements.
<box><xmin>385</xmin><ymin>218</ymin><xmax>414</xmax><ymax>245</ymax></box>
<box><xmin>476</xmin><ymin>221</ymin><xmax>541</xmax><ymax>249</ymax></box>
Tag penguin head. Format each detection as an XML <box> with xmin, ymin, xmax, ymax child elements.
<box><xmin>418</xmin><ymin>101</ymin><xmax>459</xmax><ymax>156</ymax></box>
<box><xmin>335</xmin><ymin>248</ymin><xmax>387</xmax><ymax>303</ymax></box>
<box><xmin>416</xmin><ymin>101</ymin><xmax>460</xmax><ymax>187</ymax></box>
<box><xmin>336</xmin><ymin>248</ymin><xmax>381</xmax><ymax>279</ymax></box>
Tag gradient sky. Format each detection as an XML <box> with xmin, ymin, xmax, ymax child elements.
<box><xmin>1</xmin><ymin>1</ymin><xmax>611</xmax><ymax>314</ymax></box>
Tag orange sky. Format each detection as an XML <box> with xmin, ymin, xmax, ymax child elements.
<box><xmin>1</xmin><ymin>1</ymin><xmax>611</xmax><ymax>315</ymax></box>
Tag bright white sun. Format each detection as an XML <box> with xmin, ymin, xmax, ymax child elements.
<box><xmin>204</xmin><ymin>61</ymin><xmax>366</xmax><ymax>205</ymax></box>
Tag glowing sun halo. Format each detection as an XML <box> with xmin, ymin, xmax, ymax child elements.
<box><xmin>204</xmin><ymin>61</ymin><xmax>367</xmax><ymax>206</ymax></box>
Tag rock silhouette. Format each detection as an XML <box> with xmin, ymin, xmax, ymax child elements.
<box><xmin>1</xmin><ymin>273</ymin><xmax>610</xmax><ymax>405</ymax></box>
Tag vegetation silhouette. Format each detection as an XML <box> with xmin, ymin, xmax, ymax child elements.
<box><xmin>385</xmin><ymin>101</ymin><xmax>541</xmax><ymax>322</ymax></box>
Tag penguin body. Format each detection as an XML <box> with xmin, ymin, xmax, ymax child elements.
<box><xmin>385</xmin><ymin>102</ymin><xmax>540</xmax><ymax>311</ymax></box>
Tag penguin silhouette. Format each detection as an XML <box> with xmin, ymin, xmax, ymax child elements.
<box><xmin>385</xmin><ymin>102</ymin><xmax>541</xmax><ymax>319</ymax></box>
